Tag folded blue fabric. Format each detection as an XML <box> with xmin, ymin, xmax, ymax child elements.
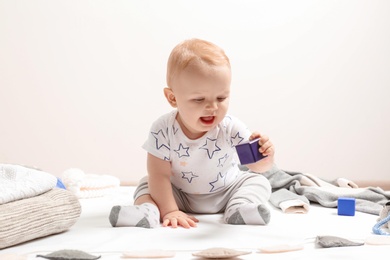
<box><xmin>56</xmin><ymin>178</ymin><xmax>66</xmax><ymax>189</ymax></box>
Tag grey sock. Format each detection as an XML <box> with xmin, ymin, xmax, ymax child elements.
<box><xmin>226</xmin><ymin>210</ymin><xmax>245</xmax><ymax>224</ymax></box>
<box><xmin>109</xmin><ymin>203</ymin><xmax>160</xmax><ymax>228</ymax></box>
<box><xmin>225</xmin><ymin>204</ymin><xmax>270</xmax><ymax>225</ymax></box>
<box><xmin>109</xmin><ymin>206</ymin><xmax>121</xmax><ymax>227</ymax></box>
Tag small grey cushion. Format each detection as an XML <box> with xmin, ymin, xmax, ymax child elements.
<box><xmin>315</xmin><ymin>236</ymin><xmax>364</xmax><ymax>248</ymax></box>
<box><xmin>37</xmin><ymin>250</ymin><xmax>100</xmax><ymax>260</ymax></box>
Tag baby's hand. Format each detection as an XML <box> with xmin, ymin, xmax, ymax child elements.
<box><xmin>162</xmin><ymin>210</ymin><xmax>199</xmax><ymax>229</ymax></box>
<box><xmin>250</xmin><ymin>132</ymin><xmax>275</xmax><ymax>157</ymax></box>
<box><xmin>248</xmin><ymin>132</ymin><xmax>275</xmax><ymax>173</ymax></box>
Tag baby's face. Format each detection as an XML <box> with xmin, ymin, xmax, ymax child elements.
<box><xmin>172</xmin><ymin>65</ymin><xmax>231</xmax><ymax>139</ymax></box>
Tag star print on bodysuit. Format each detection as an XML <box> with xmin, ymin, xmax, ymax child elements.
<box><xmin>152</xmin><ymin>129</ymin><xmax>170</xmax><ymax>151</ymax></box>
<box><xmin>200</xmin><ymin>138</ymin><xmax>221</xmax><ymax>159</ymax></box>
<box><xmin>230</xmin><ymin>132</ymin><xmax>244</xmax><ymax>147</ymax></box>
<box><xmin>182</xmin><ymin>171</ymin><xmax>199</xmax><ymax>183</ymax></box>
<box><xmin>209</xmin><ymin>172</ymin><xmax>226</xmax><ymax>192</ymax></box>
<box><xmin>217</xmin><ymin>154</ymin><xmax>229</xmax><ymax>167</ymax></box>
<box><xmin>174</xmin><ymin>143</ymin><xmax>190</xmax><ymax>158</ymax></box>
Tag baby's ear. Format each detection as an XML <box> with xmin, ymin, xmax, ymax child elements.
<box><xmin>164</xmin><ymin>87</ymin><xmax>177</xmax><ymax>107</ymax></box>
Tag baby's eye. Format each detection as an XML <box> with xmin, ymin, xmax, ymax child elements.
<box><xmin>193</xmin><ymin>98</ymin><xmax>204</xmax><ymax>103</ymax></box>
<box><xmin>217</xmin><ymin>97</ymin><xmax>227</xmax><ymax>102</ymax></box>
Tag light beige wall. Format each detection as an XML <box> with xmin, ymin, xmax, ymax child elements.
<box><xmin>1</xmin><ymin>0</ymin><xmax>389</xmax><ymax>187</ymax></box>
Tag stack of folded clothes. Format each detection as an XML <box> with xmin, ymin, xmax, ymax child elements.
<box><xmin>0</xmin><ymin>164</ymin><xmax>81</xmax><ymax>249</ymax></box>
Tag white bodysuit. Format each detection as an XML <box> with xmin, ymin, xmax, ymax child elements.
<box><xmin>142</xmin><ymin>110</ymin><xmax>251</xmax><ymax>195</ymax></box>
<box><xmin>138</xmin><ymin>110</ymin><xmax>271</xmax><ymax>214</ymax></box>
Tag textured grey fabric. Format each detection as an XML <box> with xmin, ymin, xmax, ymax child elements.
<box><xmin>37</xmin><ymin>250</ymin><xmax>100</xmax><ymax>260</ymax></box>
<box><xmin>315</xmin><ymin>236</ymin><xmax>364</xmax><ymax>248</ymax></box>
<box><xmin>259</xmin><ymin>165</ymin><xmax>390</xmax><ymax>215</ymax></box>
<box><xmin>269</xmin><ymin>188</ymin><xmax>310</xmax><ymax>211</ymax></box>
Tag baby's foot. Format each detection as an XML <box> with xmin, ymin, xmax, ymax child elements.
<box><xmin>225</xmin><ymin>204</ymin><xmax>270</xmax><ymax>225</ymax></box>
<box><xmin>109</xmin><ymin>203</ymin><xmax>160</xmax><ymax>228</ymax></box>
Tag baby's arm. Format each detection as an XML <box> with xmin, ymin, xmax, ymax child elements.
<box><xmin>147</xmin><ymin>153</ymin><xmax>198</xmax><ymax>228</ymax></box>
<box><xmin>245</xmin><ymin>132</ymin><xmax>275</xmax><ymax>173</ymax></box>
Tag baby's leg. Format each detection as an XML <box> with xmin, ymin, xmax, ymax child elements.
<box><xmin>109</xmin><ymin>195</ymin><xmax>160</xmax><ymax>228</ymax></box>
<box><xmin>224</xmin><ymin>173</ymin><xmax>271</xmax><ymax>225</ymax></box>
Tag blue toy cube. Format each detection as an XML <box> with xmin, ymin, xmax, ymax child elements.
<box><xmin>235</xmin><ymin>138</ymin><xmax>266</xmax><ymax>165</ymax></box>
<box><xmin>337</xmin><ymin>197</ymin><xmax>356</xmax><ymax>216</ymax></box>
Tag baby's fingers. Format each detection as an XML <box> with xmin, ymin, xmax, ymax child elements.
<box><xmin>163</xmin><ymin>216</ymin><xmax>198</xmax><ymax>228</ymax></box>
<box><xmin>189</xmin><ymin>215</ymin><xmax>199</xmax><ymax>223</ymax></box>
<box><xmin>162</xmin><ymin>218</ymin><xmax>177</xmax><ymax>228</ymax></box>
<box><xmin>178</xmin><ymin>217</ymin><xmax>197</xmax><ymax>229</ymax></box>
<box><xmin>259</xmin><ymin>141</ymin><xmax>274</xmax><ymax>156</ymax></box>
<box><xmin>249</xmin><ymin>132</ymin><xmax>261</xmax><ymax>141</ymax></box>
<box><xmin>258</xmin><ymin>135</ymin><xmax>269</xmax><ymax>145</ymax></box>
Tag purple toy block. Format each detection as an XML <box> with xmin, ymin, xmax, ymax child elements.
<box><xmin>337</xmin><ymin>197</ymin><xmax>355</xmax><ymax>216</ymax></box>
<box><xmin>235</xmin><ymin>138</ymin><xmax>266</xmax><ymax>165</ymax></box>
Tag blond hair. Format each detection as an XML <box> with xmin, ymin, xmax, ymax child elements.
<box><xmin>166</xmin><ymin>38</ymin><xmax>230</xmax><ymax>87</ymax></box>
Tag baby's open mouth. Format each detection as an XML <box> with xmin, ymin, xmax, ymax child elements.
<box><xmin>200</xmin><ymin>116</ymin><xmax>215</xmax><ymax>125</ymax></box>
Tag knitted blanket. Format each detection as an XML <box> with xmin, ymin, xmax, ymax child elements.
<box><xmin>0</xmin><ymin>188</ymin><xmax>81</xmax><ymax>249</ymax></box>
<box><xmin>62</xmin><ymin>168</ymin><xmax>120</xmax><ymax>198</ymax></box>
<box><xmin>260</xmin><ymin>165</ymin><xmax>390</xmax><ymax>215</ymax></box>
<box><xmin>0</xmin><ymin>164</ymin><xmax>57</xmax><ymax>205</ymax></box>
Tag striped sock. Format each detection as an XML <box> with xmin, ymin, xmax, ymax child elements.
<box><xmin>109</xmin><ymin>203</ymin><xmax>160</xmax><ymax>228</ymax></box>
<box><xmin>225</xmin><ymin>203</ymin><xmax>270</xmax><ymax>225</ymax></box>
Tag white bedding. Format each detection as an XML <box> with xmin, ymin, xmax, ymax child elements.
<box><xmin>2</xmin><ymin>186</ymin><xmax>390</xmax><ymax>259</ymax></box>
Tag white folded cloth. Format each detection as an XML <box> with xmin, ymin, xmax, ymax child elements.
<box><xmin>0</xmin><ymin>164</ymin><xmax>57</xmax><ymax>205</ymax></box>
